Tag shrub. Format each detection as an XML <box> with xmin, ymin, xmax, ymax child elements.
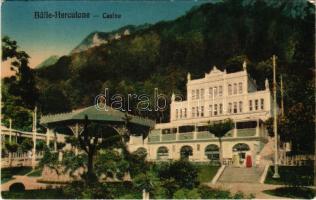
<box><xmin>9</xmin><ymin>182</ymin><xmax>25</xmax><ymax>192</ymax></box>
<box><xmin>21</xmin><ymin>138</ymin><xmax>33</xmax><ymax>152</ymax></box>
<box><xmin>5</xmin><ymin>141</ymin><xmax>19</xmax><ymax>153</ymax></box>
<box><xmin>198</xmin><ymin>185</ymin><xmax>231</xmax><ymax>199</ymax></box>
<box><xmin>263</xmin><ymin>186</ymin><xmax>315</xmax><ymax>199</ymax></box>
<box><xmin>36</xmin><ymin>140</ymin><xmax>46</xmax><ymax>151</ymax></box>
<box><xmin>158</xmin><ymin>160</ymin><xmax>199</xmax><ymax>189</ymax></box>
<box><xmin>173</xmin><ymin>188</ymin><xmax>201</xmax><ymax>199</ymax></box>
<box><xmin>63</xmin><ymin>180</ymin><xmax>113</xmax><ymax>199</ymax></box>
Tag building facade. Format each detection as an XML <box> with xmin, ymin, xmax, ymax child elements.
<box><xmin>128</xmin><ymin>62</ymin><xmax>272</xmax><ymax>166</ymax></box>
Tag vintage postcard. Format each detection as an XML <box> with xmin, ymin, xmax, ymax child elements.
<box><xmin>1</xmin><ymin>0</ymin><xmax>315</xmax><ymax>199</ymax></box>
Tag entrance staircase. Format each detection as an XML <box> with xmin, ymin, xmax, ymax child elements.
<box><xmin>218</xmin><ymin>166</ymin><xmax>264</xmax><ymax>183</ymax></box>
<box><xmin>218</xmin><ymin>137</ymin><xmax>275</xmax><ymax>183</ymax></box>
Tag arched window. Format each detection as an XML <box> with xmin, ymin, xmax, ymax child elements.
<box><xmin>134</xmin><ymin>147</ymin><xmax>147</xmax><ymax>158</ymax></box>
<box><xmin>205</xmin><ymin>144</ymin><xmax>219</xmax><ymax>161</ymax></box>
<box><xmin>180</xmin><ymin>145</ymin><xmax>193</xmax><ymax>160</ymax></box>
<box><xmin>228</xmin><ymin>84</ymin><xmax>232</xmax><ymax>95</ymax></box>
<box><xmin>232</xmin><ymin>143</ymin><xmax>250</xmax><ymax>163</ymax></box>
<box><xmin>232</xmin><ymin>143</ymin><xmax>250</xmax><ymax>152</ymax></box>
<box><xmin>157</xmin><ymin>146</ymin><xmax>169</xmax><ymax>160</ymax></box>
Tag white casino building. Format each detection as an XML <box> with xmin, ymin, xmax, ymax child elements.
<box><xmin>128</xmin><ymin>62</ymin><xmax>272</xmax><ymax>166</ymax></box>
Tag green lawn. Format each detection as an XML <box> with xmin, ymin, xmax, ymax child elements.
<box><xmin>265</xmin><ymin>166</ymin><xmax>314</xmax><ymax>186</ymax></box>
<box><xmin>27</xmin><ymin>168</ymin><xmax>43</xmax><ymax>177</ymax></box>
<box><xmin>1</xmin><ymin>189</ymin><xmax>65</xmax><ymax>199</ymax></box>
<box><xmin>1</xmin><ymin>167</ymin><xmax>32</xmax><ymax>184</ymax></box>
<box><xmin>263</xmin><ymin>186</ymin><xmax>315</xmax><ymax>199</ymax></box>
<box><xmin>196</xmin><ymin>165</ymin><xmax>220</xmax><ymax>183</ymax></box>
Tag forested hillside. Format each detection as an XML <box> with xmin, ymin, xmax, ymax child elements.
<box><xmin>3</xmin><ymin>0</ymin><xmax>314</xmax><ymax>153</ymax></box>
<box><xmin>36</xmin><ymin>0</ymin><xmax>314</xmax><ymax>116</ymax></box>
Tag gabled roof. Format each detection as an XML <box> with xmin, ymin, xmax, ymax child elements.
<box><xmin>40</xmin><ymin>105</ymin><xmax>155</xmax><ymax>128</ymax></box>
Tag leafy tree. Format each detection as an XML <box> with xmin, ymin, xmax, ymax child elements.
<box><xmin>157</xmin><ymin>160</ymin><xmax>199</xmax><ymax>190</ymax></box>
<box><xmin>265</xmin><ymin>103</ymin><xmax>314</xmax><ymax>154</ymax></box>
<box><xmin>2</xmin><ymin>36</ymin><xmax>39</xmax><ymax>131</ymax></box>
<box><xmin>20</xmin><ymin>138</ymin><xmax>33</xmax><ymax>152</ymax></box>
<box><xmin>5</xmin><ymin>141</ymin><xmax>19</xmax><ymax>153</ymax></box>
<box><xmin>36</xmin><ymin>140</ymin><xmax>46</xmax><ymax>151</ymax></box>
<box><xmin>208</xmin><ymin>119</ymin><xmax>234</xmax><ymax>165</ymax></box>
<box><xmin>94</xmin><ymin>149</ymin><xmax>129</xmax><ymax>180</ymax></box>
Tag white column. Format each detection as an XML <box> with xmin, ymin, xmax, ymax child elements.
<box><xmin>233</xmin><ymin>121</ymin><xmax>237</xmax><ymax>138</ymax></box>
<box><xmin>46</xmin><ymin>128</ymin><xmax>51</xmax><ymax>146</ymax></box>
<box><xmin>9</xmin><ymin>119</ymin><xmax>12</xmax><ymax>142</ymax></box>
<box><xmin>256</xmin><ymin>119</ymin><xmax>260</xmax><ymax>137</ymax></box>
<box><xmin>54</xmin><ymin>131</ymin><xmax>57</xmax><ymax>152</ymax></box>
<box><xmin>193</xmin><ymin>124</ymin><xmax>197</xmax><ymax>140</ymax></box>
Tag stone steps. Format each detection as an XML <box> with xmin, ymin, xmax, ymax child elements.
<box><xmin>218</xmin><ymin>166</ymin><xmax>264</xmax><ymax>183</ymax></box>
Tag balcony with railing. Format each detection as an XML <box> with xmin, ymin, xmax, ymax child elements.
<box><xmin>178</xmin><ymin>132</ymin><xmax>194</xmax><ymax>140</ymax></box>
<box><xmin>148</xmin><ymin>127</ymin><xmax>260</xmax><ymax>143</ymax></box>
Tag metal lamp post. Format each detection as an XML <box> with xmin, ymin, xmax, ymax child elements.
<box><xmin>272</xmin><ymin>55</ymin><xmax>280</xmax><ymax>179</ymax></box>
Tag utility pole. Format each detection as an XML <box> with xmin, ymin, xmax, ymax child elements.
<box><xmin>32</xmin><ymin>106</ymin><xmax>37</xmax><ymax>170</ymax></box>
<box><xmin>272</xmin><ymin>55</ymin><xmax>280</xmax><ymax>178</ymax></box>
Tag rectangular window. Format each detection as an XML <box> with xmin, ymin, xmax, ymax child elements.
<box><xmin>180</xmin><ymin>109</ymin><xmax>182</xmax><ymax>119</ymax></box>
<box><xmin>239</xmin><ymin>101</ymin><xmax>243</xmax><ymax>113</ymax></box>
<box><xmin>196</xmin><ymin>106</ymin><xmax>200</xmax><ymax>117</ymax></box>
<box><xmin>209</xmin><ymin>87</ymin><xmax>213</xmax><ymax>98</ymax></box>
<box><xmin>201</xmin><ymin>106</ymin><xmax>204</xmax><ymax>117</ymax></box>
<box><xmin>255</xmin><ymin>99</ymin><xmax>258</xmax><ymax>110</ymax></box>
<box><xmin>228</xmin><ymin>84</ymin><xmax>232</xmax><ymax>95</ymax></box>
<box><xmin>233</xmin><ymin>102</ymin><xmax>237</xmax><ymax>113</ymax></box>
<box><xmin>214</xmin><ymin>87</ymin><xmax>218</xmax><ymax>97</ymax></box>
<box><xmin>176</xmin><ymin>109</ymin><xmax>178</xmax><ymax>119</ymax></box>
<box><xmin>184</xmin><ymin>108</ymin><xmax>187</xmax><ymax>118</ymax></box>
<box><xmin>219</xmin><ymin>104</ymin><xmax>223</xmax><ymax>114</ymax></box>
<box><xmin>233</xmin><ymin>83</ymin><xmax>237</xmax><ymax>94</ymax></box>
<box><xmin>214</xmin><ymin>104</ymin><xmax>218</xmax><ymax>116</ymax></box>
<box><xmin>192</xmin><ymin>90</ymin><xmax>195</xmax><ymax>100</ymax></box>
<box><xmin>196</xmin><ymin>89</ymin><xmax>200</xmax><ymax>99</ymax></box>
<box><xmin>192</xmin><ymin>107</ymin><xmax>195</xmax><ymax>118</ymax></box>
<box><xmin>209</xmin><ymin>105</ymin><xmax>213</xmax><ymax>116</ymax></box>
<box><xmin>201</xmin><ymin>89</ymin><xmax>204</xmax><ymax>99</ymax></box>
<box><xmin>228</xmin><ymin>103</ymin><xmax>232</xmax><ymax>113</ymax></box>
<box><xmin>219</xmin><ymin>86</ymin><xmax>223</xmax><ymax>96</ymax></box>
<box><xmin>249</xmin><ymin>100</ymin><xmax>253</xmax><ymax>111</ymax></box>
<box><xmin>238</xmin><ymin>82</ymin><xmax>243</xmax><ymax>94</ymax></box>
<box><xmin>260</xmin><ymin>98</ymin><xmax>264</xmax><ymax>110</ymax></box>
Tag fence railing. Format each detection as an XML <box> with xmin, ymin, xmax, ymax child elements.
<box><xmin>279</xmin><ymin>154</ymin><xmax>314</xmax><ymax>166</ymax></box>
